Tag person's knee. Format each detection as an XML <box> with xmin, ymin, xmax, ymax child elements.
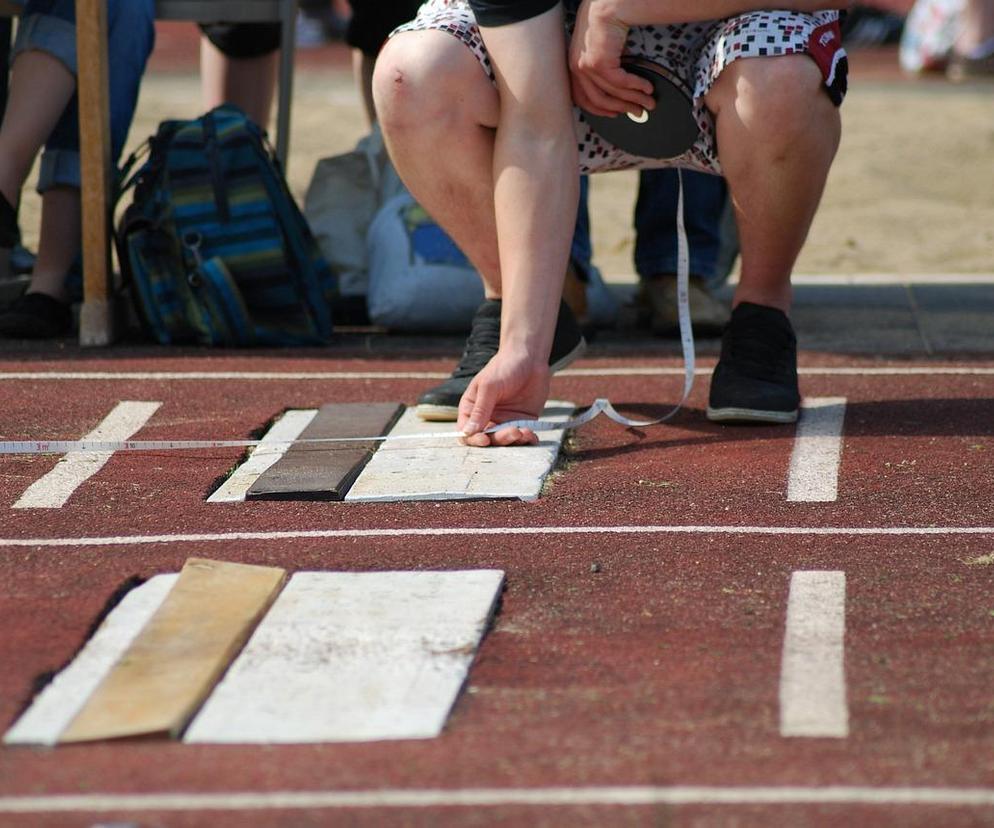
<box><xmin>373</xmin><ymin>32</ymin><xmax>494</xmax><ymax>132</ymax></box>
<box><xmin>712</xmin><ymin>55</ymin><xmax>838</xmax><ymax>148</ymax></box>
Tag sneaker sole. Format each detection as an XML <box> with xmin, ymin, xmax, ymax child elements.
<box><xmin>706</xmin><ymin>405</ymin><xmax>798</xmax><ymax>424</ymax></box>
<box><xmin>416</xmin><ymin>337</ymin><xmax>588</xmax><ymax>423</ymax></box>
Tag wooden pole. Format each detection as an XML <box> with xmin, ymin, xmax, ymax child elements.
<box><xmin>75</xmin><ymin>0</ymin><xmax>114</xmax><ymax>346</ymax></box>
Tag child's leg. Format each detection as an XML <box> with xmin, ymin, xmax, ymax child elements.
<box><xmin>30</xmin><ymin>187</ymin><xmax>80</xmax><ymax>302</ymax></box>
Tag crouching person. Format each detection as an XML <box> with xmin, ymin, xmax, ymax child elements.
<box><xmin>374</xmin><ymin>0</ymin><xmax>849</xmax><ymax>445</ymax></box>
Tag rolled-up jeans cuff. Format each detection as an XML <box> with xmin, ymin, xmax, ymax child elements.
<box><xmin>37</xmin><ymin>148</ymin><xmax>81</xmax><ymax>193</ymax></box>
<box><xmin>10</xmin><ymin>14</ymin><xmax>78</xmax><ymax>76</ymax></box>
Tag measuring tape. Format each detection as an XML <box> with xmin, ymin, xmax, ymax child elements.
<box><xmin>0</xmin><ymin>177</ymin><xmax>697</xmax><ymax>457</ymax></box>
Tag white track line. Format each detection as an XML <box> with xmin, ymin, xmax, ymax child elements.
<box><xmin>4</xmin><ymin>576</ymin><xmax>176</xmax><ymax>746</ymax></box>
<box><xmin>2</xmin><ymin>786</ymin><xmax>994</xmax><ymax>813</ymax></box>
<box><xmin>206</xmin><ymin>410</ymin><xmax>317</xmax><ymax>503</ymax></box>
<box><xmin>0</xmin><ymin>367</ymin><xmax>992</xmax><ymax>381</ymax></box>
<box><xmin>787</xmin><ymin>398</ymin><xmax>847</xmax><ymax>503</ymax></box>
<box><xmin>185</xmin><ymin>571</ymin><xmax>503</xmax><ymax>743</ymax></box>
<box><xmin>1</xmin><ymin>524</ymin><xmax>993</xmax><ymax>549</ymax></box>
<box><xmin>13</xmin><ymin>402</ymin><xmax>161</xmax><ymax>509</ymax></box>
<box><xmin>779</xmin><ymin>571</ymin><xmax>848</xmax><ymax>738</ymax></box>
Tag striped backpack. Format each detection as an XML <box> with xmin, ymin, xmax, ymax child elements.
<box><xmin>115</xmin><ymin>105</ymin><xmax>336</xmax><ymax>346</ymax></box>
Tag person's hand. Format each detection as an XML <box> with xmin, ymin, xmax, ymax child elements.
<box><xmin>569</xmin><ymin>0</ymin><xmax>656</xmax><ymax>118</ymax></box>
<box><xmin>457</xmin><ymin>350</ymin><xmax>551</xmax><ymax>448</ymax></box>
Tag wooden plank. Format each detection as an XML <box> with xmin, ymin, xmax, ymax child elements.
<box><xmin>345</xmin><ymin>402</ymin><xmax>574</xmax><ymax>503</ymax></box>
<box><xmin>4</xmin><ymin>576</ymin><xmax>177</xmax><ymax>746</ymax></box>
<box><xmin>208</xmin><ymin>409</ymin><xmax>317</xmax><ymax>503</ymax></box>
<box><xmin>75</xmin><ymin>0</ymin><xmax>114</xmax><ymax>346</ymax></box>
<box><xmin>184</xmin><ymin>570</ymin><xmax>504</xmax><ymax>744</ymax></box>
<box><xmin>246</xmin><ymin>403</ymin><xmax>404</xmax><ymax>501</ymax></box>
<box><xmin>59</xmin><ymin>559</ymin><xmax>286</xmax><ymax>743</ymax></box>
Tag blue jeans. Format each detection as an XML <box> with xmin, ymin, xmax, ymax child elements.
<box><xmin>571</xmin><ymin>169</ymin><xmax>728</xmax><ymax>289</ymax></box>
<box><xmin>12</xmin><ymin>0</ymin><xmax>155</xmax><ymax>193</ymax></box>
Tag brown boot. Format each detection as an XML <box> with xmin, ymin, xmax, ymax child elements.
<box><xmin>641</xmin><ymin>274</ymin><xmax>729</xmax><ymax>337</ymax></box>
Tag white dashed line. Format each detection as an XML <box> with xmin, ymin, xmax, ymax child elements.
<box><xmin>779</xmin><ymin>571</ymin><xmax>848</xmax><ymax>738</ymax></box>
<box><xmin>787</xmin><ymin>398</ymin><xmax>847</xmax><ymax>503</ymax></box>
<box><xmin>13</xmin><ymin>402</ymin><xmax>161</xmax><ymax>509</ymax></box>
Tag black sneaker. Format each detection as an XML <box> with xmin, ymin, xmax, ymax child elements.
<box><xmin>0</xmin><ymin>292</ymin><xmax>72</xmax><ymax>339</ymax></box>
<box><xmin>416</xmin><ymin>298</ymin><xmax>587</xmax><ymax>421</ymax></box>
<box><xmin>706</xmin><ymin>301</ymin><xmax>799</xmax><ymax>424</ymax></box>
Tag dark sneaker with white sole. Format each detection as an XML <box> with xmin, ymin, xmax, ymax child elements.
<box><xmin>416</xmin><ymin>298</ymin><xmax>586</xmax><ymax>421</ymax></box>
<box><xmin>706</xmin><ymin>301</ymin><xmax>800</xmax><ymax>424</ymax></box>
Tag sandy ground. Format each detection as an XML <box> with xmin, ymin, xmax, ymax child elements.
<box><xmin>15</xmin><ymin>64</ymin><xmax>994</xmax><ymax>282</ymax></box>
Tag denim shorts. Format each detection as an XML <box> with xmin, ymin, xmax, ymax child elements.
<box><xmin>12</xmin><ymin>0</ymin><xmax>155</xmax><ymax>192</ymax></box>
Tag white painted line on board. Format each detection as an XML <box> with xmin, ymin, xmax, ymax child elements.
<box><xmin>185</xmin><ymin>570</ymin><xmax>503</xmax><ymax>743</ymax></box>
<box><xmin>3</xmin><ymin>576</ymin><xmax>177</xmax><ymax>746</ymax></box>
<box><xmin>2</xmin><ymin>786</ymin><xmax>994</xmax><ymax>813</ymax></box>
<box><xmin>0</xmin><ymin>367</ymin><xmax>992</xmax><ymax>381</ymax></box>
<box><xmin>12</xmin><ymin>401</ymin><xmax>162</xmax><ymax>509</ymax></box>
<box><xmin>786</xmin><ymin>398</ymin><xmax>847</xmax><ymax>503</ymax></box>
<box><xmin>206</xmin><ymin>410</ymin><xmax>317</xmax><ymax>503</ymax></box>
<box><xmin>779</xmin><ymin>571</ymin><xmax>848</xmax><ymax>738</ymax></box>
<box><xmin>2</xmin><ymin>524</ymin><xmax>993</xmax><ymax>549</ymax></box>
<box><xmin>345</xmin><ymin>403</ymin><xmax>572</xmax><ymax>503</ymax></box>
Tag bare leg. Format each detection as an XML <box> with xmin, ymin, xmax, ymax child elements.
<box><xmin>353</xmin><ymin>49</ymin><xmax>377</xmax><ymax>127</ymax></box>
<box><xmin>705</xmin><ymin>55</ymin><xmax>841</xmax><ymax>314</ymax></box>
<box><xmin>199</xmin><ymin>36</ymin><xmax>278</xmax><ymax>128</ymax></box>
<box><xmin>373</xmin><ymin>30</ymin><xmax>503</xmax><ymax>296</ymax></box>
<box><xmin>0</xmin><ymin>51</ymin><xmax>75</xmax><ymax>207</ymax></box>
<box><xmin>27</xmin><ymin>187</ymin><xmax>80</xmax><ymax>302</ymax></box>
<box><xmin>955</xmin><ymin>0</ymin><xmax>994</xmax><ymax>52</ymax></box>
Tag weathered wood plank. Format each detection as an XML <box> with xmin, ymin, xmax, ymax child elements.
<box><xmin>246</xmin><ymin>403</ymin><xmax>404</xmax><ymax>501</ymax></box>
<box><xmin>59</xmin><ymin>559</ymin><xmax>286</xmax><ymax>743</ymax></box>
<box><xmin>345</xmin><ymin>402</ymin><xmax>574</xmax><ymax>503</ymax></box>
<box><xmin>184</xmin><ymin>570</ymin><xmax>504</xmax><ymax>744</ymax></box>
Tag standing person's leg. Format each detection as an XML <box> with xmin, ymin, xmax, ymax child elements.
<box><xmin>346</xmin><ymin>0</ymin><xmax>422</xmax><ymax>125</ymax></box>
<box><xmin>199</xmin><ymin>23</ymin><xmax>281</xmax><ymax>128</ymax></box>
<box><xmin>634</xmin><ymin>168</ymin><xmax>730</xmax><ymax>336</ymax></box>
<box><xmin>949</xmin><ymin>0</ymin><xmax>994</xmax><ymax>79</ymax></box>
<box><xmin>0</xmin><ymin>0</ymin><xmax>154</xmax><ymax>338</ymax></box>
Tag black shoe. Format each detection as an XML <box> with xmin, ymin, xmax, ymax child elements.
<box><xmin>0</xmin><ymin>191</ymin><xmax>18</xmax><ymax>250</ymax></box>
<box><xmin>0</xmin><ymin>292</ymin><xmax>72</xmax><ymax>339</ymax></box>
<box><xmin>706</xmin><ymin>301</ymin><xmax>799</xmax><ymax>424</ymax></box>
<box><xmin>416</xmin><ymin>298</ymin><xmax>587</xmax><ymax>421</ymax></box>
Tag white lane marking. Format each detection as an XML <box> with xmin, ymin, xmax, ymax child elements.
<box><xmin>780</xmin><ymin>571</ymin><xmax>848</xmax><ymax>738</ymax></box>
<box><xmin>2</xmin><ymin>786</ymin><xmax>994</xmax><ymax>812</ymax></box>
<box><xmin>3</xmin><ymin>576</ymin><xmax>177</xmax><ymax>746</ymax></box>
<box><xmin>2</xmin><ymin>524</ymin><xmax>994</xmax><ymax>549</ymax></box>
<box><xmin>787</xmin><ymin>398</ymin><xmax>847</xmax><ymax>503</ymax></box>
<box><xmin>13</xmin><ymin>402</ymin><xmax>162</xmax><ymax>509</ymax></box>
<box><xmin>206</xmin><ymin>410</ymin><xmax>317</xmax><ymax>503</ymax></box>
<box><xmin>185</xmin><ymin>570</ymin><xmax>503</xmax><ymax>744</ymax></box>
<box><xmin>345</xmin><ymin>404</ymin><xmax>572</xmax><ymax>503</ymax></box>
<box><xmin>0</xmin><ymin>367</ymin><xmax>992</xmax><ymax>380</ymax></box>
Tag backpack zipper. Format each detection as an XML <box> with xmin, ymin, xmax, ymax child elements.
<box><xmin>203</xmin><ymin>113</ymin><xmax>231</xmax><ymax>224</ymax></box>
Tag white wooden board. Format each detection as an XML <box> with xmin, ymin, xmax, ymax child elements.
<box><xmin>183</xmin><ymin>570</ymin><xmax>504</xmax><ymax>744</ymax></box>
<box><xmin>4</xmin><ymin>575</ymin><xmax>177</xmax><ymax>746</ymax></box>
<box><xmin>208</xmin><ymin>410</ymin><xmax>317</xmax><ymax>503</ymax></box>
<box><xmin>345</xmin><ymin>402</ymin><xmax>574</xmax><ymax>503</ymax></box>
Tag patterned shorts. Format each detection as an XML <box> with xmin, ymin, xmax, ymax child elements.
<box><xmin>394</xmin><ymin>1</ymin><xmax>848</xmax><ymax>175</ymax></box>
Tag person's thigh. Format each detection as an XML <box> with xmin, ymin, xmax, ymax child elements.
<box><xmin>578</xmin><ymin>11</ymin><xmax>846</xmax><ymax>176</ymax></box>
